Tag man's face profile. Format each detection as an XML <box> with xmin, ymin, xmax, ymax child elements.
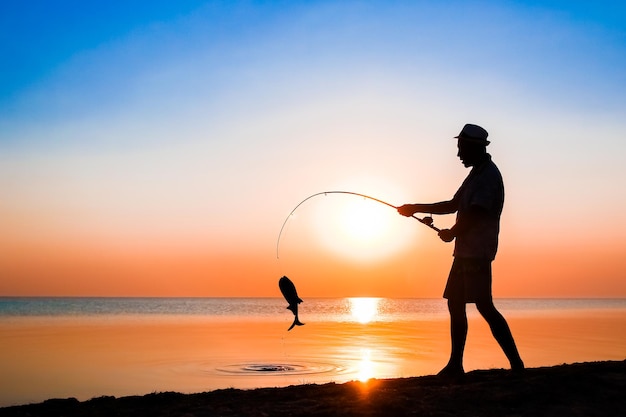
<box><xmin>456</xmin><ymin>140</ymin><xmax>485</xmax><ymax>167</ymax></box>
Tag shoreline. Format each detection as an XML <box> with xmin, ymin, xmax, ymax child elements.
<box><xmin>2</xmin><ymin>360</ymin><xmax>624</xmax><ymax>417</ymax></box>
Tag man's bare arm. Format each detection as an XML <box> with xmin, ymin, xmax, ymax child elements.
<box><xmin>397</xmin><ymin>200</ymin><xmax>458</xmax><ymax>217</ymax></box>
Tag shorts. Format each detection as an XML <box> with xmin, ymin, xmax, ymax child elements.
<box><xmin>443</xmin><ymin>257</ymin><xmax>493</xmax><ymax>303</ymax></box>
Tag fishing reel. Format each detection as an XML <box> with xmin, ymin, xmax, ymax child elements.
<box><xmin>422</xmin><ymin>215</ymin><xmax>434</xmax><ymax>226</ymax></box>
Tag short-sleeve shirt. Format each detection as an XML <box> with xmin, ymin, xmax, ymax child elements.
<box><xmin>452</xmin><ymin>154</ymin><xmax>504</xmax><ymax>260</ymax></box>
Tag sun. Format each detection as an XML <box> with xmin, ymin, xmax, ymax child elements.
<box><xmin>310</xmin><ymin>195</ymin><xmax>414</xmax><ymax>262</ymax></box>
<box><xmin>337</xmin><ymin>199</ymin><xmax>388</xmax><ymax>242</ymax></box>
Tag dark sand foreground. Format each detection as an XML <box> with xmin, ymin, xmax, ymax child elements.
<box><xmin>2</xmin><ymin>360</ymin><xmax>624</xmax><ymax>417</ymax></box>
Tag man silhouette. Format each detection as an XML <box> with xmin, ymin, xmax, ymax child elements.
<box><xmin>398</xmin><ymin>123</ymin><xmax>524</xmax><ymax>377</ymax></box>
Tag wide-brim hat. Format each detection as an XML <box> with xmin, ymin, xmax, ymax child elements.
<box><xmin>454</xmin><ymin>124</ymin><xmax>490</xmax><ymax>145</ymax></box>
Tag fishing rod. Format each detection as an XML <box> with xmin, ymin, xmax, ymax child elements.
<box><xmin>276</xmin><ymin>191</ymin><xmax>440</xmax><ymax>259</ymax></box>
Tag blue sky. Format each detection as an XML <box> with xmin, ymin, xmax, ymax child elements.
<box><xmin>2</xmin><ymin>1</ymin><xmax>624</xmax><ymax>127</ymax></box>
<box><xmin>1</xmin><ymin>1</ymin><xmax>625</xmax><ymax>296</ymax></box>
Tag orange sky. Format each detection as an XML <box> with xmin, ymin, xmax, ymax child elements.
<box><xmin>1</xmin><ymin>207</ymin><xmax>625</xmax><ymax>297</ymax></box>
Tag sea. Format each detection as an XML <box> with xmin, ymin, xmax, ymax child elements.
<box><xmin>1</xmin><ymin>297</ymin><xmax>625</xmax><ymax>407</ymax></box>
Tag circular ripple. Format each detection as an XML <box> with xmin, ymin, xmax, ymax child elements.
<box><xmin>243</xmin><ymin>364</ymin><xmax>297</xmax><ymax>372</ymax></box>
<box><xmin>215</xmin><ymin>361</ymin><xmax>343</xmax><ymax>376</ymax></box>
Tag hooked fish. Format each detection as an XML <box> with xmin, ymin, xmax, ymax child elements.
<box><xmin>278</xmin><ymin>276</ymin><xmax>305</xmax><ymax>331</ymax></box>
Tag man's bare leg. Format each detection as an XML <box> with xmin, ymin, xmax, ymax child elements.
<box><xmin>439</xmin><ymin>298</ymin><xmax>467</xmax><ymax>377</ymax></box>
<box><xmin>476</xmin><ymin>300</ymin><xmax>524</xmax><ymax>371</ymax></box>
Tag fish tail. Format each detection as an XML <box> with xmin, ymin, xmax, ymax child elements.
<box><xmin>287</xmin><ymin>317</ymin><xmax>305</xmax><ymax>331</ymax></box>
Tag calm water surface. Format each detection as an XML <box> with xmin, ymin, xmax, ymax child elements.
<box><xmin>1</xmin><ymin>298</ymin><xmax>625</xmax><ymax>407</ymax></box>
<box><xmin>2</xmin><ymin>297</ymin><xmax>624</xmax><ymax>319</ymax></box>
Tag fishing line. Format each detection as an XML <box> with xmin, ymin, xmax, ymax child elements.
<box><xmin>276</xmin><ymin>191</ymin><xmax>440</xmax><ymax>259</ymax></box>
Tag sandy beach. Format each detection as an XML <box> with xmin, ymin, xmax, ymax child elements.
<box><xmin>1</xmin><ymin>360</ymin><xmax>624</xmax><ymax>417</ymax></box>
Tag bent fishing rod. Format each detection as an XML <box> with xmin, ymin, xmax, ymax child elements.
<box><xmin>276</xmin><ymin>191</ymin><xmax>440</xmax><ymax>259</ymax></box>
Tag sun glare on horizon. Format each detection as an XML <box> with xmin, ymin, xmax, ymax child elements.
<box><xmin>349</xmin><ymin>297</ymin><xmax>381</xmax><ymax>324</ymax></box>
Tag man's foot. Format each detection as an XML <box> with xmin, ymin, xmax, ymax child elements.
<box><xmin>437</xmin><ymin>364</ymin><xmax>465</xmax><ymax>379</ymax></box>
<box><xmin>511</xmin><ymin>359</ymin><xmax>525</xmax><ymax>374</ymax></box>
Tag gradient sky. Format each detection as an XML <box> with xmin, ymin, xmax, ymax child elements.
<box><xmin>1</xmin><ymin>1</ymin><xmax>625</xmax><ymax>297</ymax></box>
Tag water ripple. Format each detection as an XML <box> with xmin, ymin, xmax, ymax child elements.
<box><xmin>215</xmin><ymin>361</ymin><xmax>344</xmax><ymax>376</ymax></box>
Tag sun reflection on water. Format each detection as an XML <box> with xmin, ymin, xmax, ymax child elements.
<box><xmin>357</xmin><ymin>348</ymin><xmax>374</xmax><ymax>382</ymax></box>
<box><xmin>349</xmin><ymin>297</ymin><xmax>381</xmax><ymax>324</ymax></box>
